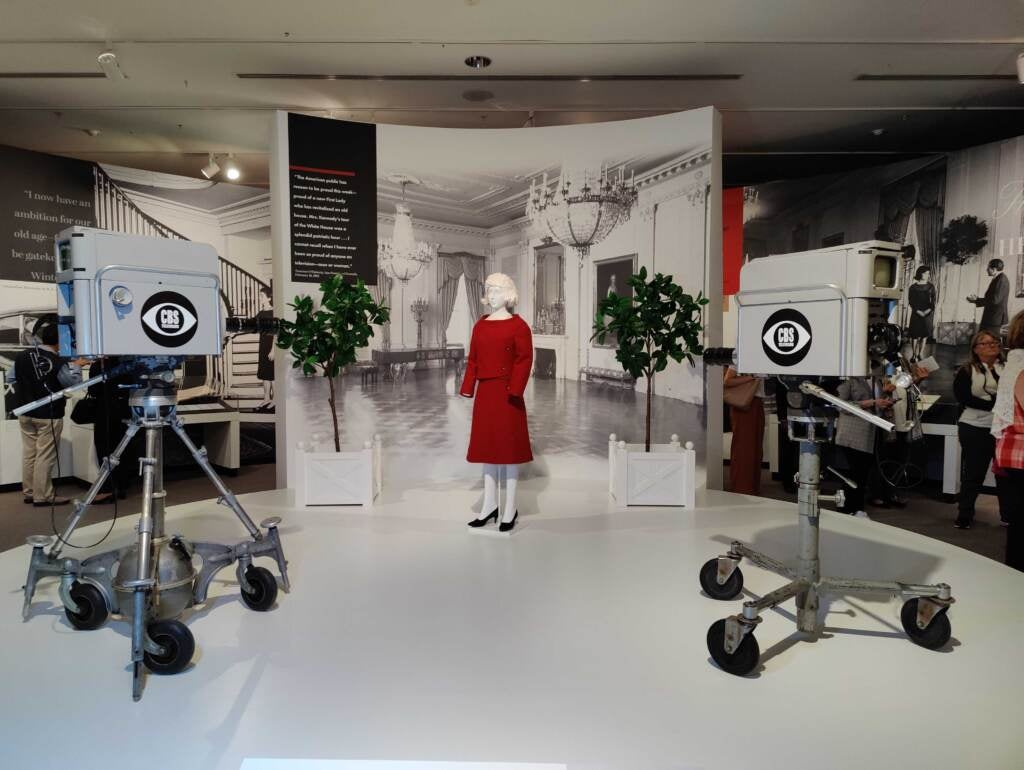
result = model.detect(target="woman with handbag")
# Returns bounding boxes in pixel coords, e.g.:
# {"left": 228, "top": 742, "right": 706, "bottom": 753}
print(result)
{"left": 991, "top": 311, "right": 1024, "bottom": 571}
{"left": 725, "top": 367, "right": 765, "bottom": 495}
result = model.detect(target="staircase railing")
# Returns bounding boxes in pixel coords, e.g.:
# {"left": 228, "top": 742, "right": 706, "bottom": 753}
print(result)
{"left": 93, "top": 165, "right": 271, "bottom": 401}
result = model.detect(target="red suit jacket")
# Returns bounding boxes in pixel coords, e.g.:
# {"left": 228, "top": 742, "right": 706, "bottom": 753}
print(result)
{"left": 459, "top": 314, "right": 533, "bottom": 398}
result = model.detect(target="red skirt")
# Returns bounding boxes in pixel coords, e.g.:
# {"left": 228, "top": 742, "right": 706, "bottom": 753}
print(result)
{"left": 467, "top": 378, "right": 533, "bottom": 464}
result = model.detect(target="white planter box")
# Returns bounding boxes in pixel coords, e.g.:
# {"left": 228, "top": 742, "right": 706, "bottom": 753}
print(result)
{"left": 295, "top": 435, "right": 382, "bottom": 507}
{"left": 608, "top": 433, "right": 696, "bottom": 508}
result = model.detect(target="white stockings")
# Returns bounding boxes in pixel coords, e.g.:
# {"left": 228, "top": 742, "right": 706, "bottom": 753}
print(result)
{"left": 482, "top": 463, "right": 519, "bottom": 524}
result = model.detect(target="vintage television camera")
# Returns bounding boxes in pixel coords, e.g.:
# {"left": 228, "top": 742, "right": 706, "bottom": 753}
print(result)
{"left": 729, "top": 240, "right": 904, "bottom": 378}
{"left": 697, "top": 241, "right": 952, "bottom": 677}
{"left": 55, "top": 226, "right": 224, "bottom": 358}
{"left": 16, "top": 227, "right": 288, "bottom": 702}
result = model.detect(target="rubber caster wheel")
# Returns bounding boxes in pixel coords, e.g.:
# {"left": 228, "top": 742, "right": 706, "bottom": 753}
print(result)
{"left": 143, "top": 619, "right": 195, "bottom": 675}
{"left": 65, "top": 581, "right": 108, "bottom": 630}
{"left": 900, "top": 599, "right": 951, "bottom": 650}
{"left": 240, "top": 565, "right": 278, "bottom": 612}
{"left": 699, "top": 558, "right": 744, "bottom": 600}
{"left": 707, "top": 618, "right": 760, "bottom": 676}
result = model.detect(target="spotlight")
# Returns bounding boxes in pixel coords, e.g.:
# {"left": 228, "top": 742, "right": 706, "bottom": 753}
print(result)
{"left": 97, "top": 50, "right": 125, "bottom": 80}
{"left": 464, "top": 55, "right": 492, "bottom": 69}
{"left": 223, "top": 155, "right": 241, "bottom": 181}
{"left": 200, "top": 153, "right": 220, "bottom": 179}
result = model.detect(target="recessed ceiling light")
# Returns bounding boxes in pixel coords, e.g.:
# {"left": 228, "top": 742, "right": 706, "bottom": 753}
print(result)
{"left": 201, "top": 153, "right": 220, "bottom": 179}
{"left": 462, "top": 88, "right": 494, "bottom": 102}
{"left": 464, "top": 55, "right": 492, "bottom": 69}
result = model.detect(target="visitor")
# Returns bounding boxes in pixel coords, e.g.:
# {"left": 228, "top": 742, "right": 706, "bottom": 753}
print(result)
{"left": 10, "top": 318, "right": 82, "bottom": 506}
{"left": 992, "top": 310, "right": 1024, "bottom": 571}
{"left": 724, "top": 367, "right": 765, "bottom": 495}
{"left": 834, "top": 377, "right": 892, "bottom": 519}
{"left": 953, "top": 330, "right": 1010, "bottom": 529}
{"left": 89, "top": 356, "right": 136, "bottom": 503}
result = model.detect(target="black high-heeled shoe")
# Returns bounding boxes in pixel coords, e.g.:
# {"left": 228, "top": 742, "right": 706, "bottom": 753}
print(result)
{"left": 499, "top": 510, "right": 519, "bottom": 533}
{"left": 468, "top": 508, "right": 499, "bottom": 527}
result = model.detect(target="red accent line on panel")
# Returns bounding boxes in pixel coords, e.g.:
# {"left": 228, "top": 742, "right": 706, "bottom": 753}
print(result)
{"left": 289, "top": 165, "right": 356, "bottom": 177}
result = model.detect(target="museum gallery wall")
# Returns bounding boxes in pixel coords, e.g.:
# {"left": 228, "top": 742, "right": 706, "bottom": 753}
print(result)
{"left": 271, "top": 108, "right": 723, "bottom": 491}
{"left": 0, "top": 143, "right": 274, "bottom": 411}
{"left": 729, "top": 132, "right": 1024, "bottom": 420}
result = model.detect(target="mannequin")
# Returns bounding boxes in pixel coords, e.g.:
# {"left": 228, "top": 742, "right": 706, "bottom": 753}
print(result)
{"left": 459, "top": 273, "right": 534, "bottom": 532}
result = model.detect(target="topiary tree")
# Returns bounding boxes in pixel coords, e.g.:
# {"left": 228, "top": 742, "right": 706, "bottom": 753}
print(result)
{"left": 592, "top": 266, "right": 708, "bottom": 452}
{"left": 276, "top": 274, "right": 389, "bottom": 452}
{"left": 939, "top": 214, "right": 988, "bottom": 323}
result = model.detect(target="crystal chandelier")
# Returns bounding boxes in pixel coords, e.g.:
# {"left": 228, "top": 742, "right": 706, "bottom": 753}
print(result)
{"left": 742, "top": 187, "right": 759, "bottom": 224}
{"left": 526, "top": 164, "right": 638, "bottom": 262}
{"left": 378, "top": 177, "right": 438, "bottom": 283}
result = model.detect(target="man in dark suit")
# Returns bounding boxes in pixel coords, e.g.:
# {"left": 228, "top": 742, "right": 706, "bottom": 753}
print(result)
{"left": 967, "top": 258, "right": 1009, "bottom": 336}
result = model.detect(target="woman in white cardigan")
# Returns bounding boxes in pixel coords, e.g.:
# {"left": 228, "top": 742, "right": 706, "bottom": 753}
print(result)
{"left": 953, "top": 330, "right": 1011, "bottom": 529}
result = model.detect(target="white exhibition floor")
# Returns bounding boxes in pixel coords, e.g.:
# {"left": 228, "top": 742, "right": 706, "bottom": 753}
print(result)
{"left": 1, "top": 462, "right": 1023, "bottom": 770}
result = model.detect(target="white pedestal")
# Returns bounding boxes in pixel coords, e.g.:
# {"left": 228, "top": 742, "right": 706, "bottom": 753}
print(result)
{"left": 295, "top": 435, "right": 382, "bottom": 507}
{"left": 608, "top": 433, "right": 696, "bottom": 508}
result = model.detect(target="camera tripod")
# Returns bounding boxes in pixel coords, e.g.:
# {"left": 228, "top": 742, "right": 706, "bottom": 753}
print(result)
{"left": 20, "top": 375, "right": 290, "bottom": 701}
{"left": 700, "top": 381, "right": 954, "bottom": 676}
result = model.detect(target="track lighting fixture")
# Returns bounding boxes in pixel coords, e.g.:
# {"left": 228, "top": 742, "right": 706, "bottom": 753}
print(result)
{"left": 200, "top": 153, "right": 220, "bottom": 179}
{"left": 97, "top": 50, "right": 125, "bottom": 80}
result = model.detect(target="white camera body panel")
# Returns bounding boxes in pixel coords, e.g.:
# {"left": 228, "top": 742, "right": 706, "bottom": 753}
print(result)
{"left": 735, "top": 240, "right": 903, "bottom": 378}
{"left": 54, "top": 226, "right": 223, "bottom": 358}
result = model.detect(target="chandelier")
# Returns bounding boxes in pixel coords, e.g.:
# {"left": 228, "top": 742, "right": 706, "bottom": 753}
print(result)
{"left": 378, "top": 176, "right": 438, "bottom": 283}
{"left": 526, "top": 164, "right": 638, "bottom": 261}
{"left": 742, "top": 186, "right": 759, "bottom": 224}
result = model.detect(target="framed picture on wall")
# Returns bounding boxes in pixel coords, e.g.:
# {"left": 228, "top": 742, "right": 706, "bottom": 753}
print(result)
{"left": 593, "top": 253, "right": 638, "bottom": 348}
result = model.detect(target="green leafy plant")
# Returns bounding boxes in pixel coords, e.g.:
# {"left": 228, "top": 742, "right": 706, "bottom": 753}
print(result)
{"left": 276, "top": 274, "right": 389, "bottom": 452}
{"left": 592, "top": 266, "right": 708, "bottom": 452}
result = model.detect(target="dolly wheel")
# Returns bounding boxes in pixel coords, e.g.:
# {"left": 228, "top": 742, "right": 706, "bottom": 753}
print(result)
{"left": 143, "top": 619, "right": 195, "bottom": 675}
{"left": 707, "top": 618, "right": 760, "bottom": 676}
{"left": 240, "top": 566, "right": 278, "bottom": 612}
{"left": 65, "top": 582, "right": 108, "bottom": 630}
{"left": 699, "top": 558, "right": 744, "bottom": 600}
{"left": 900, "top": 598, "right": 952, "bottom": 650}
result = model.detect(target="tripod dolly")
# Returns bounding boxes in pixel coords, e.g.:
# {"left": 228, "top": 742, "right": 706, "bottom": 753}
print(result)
{"left": 700, "top": 381, "right": 954, "bottom": 676}
{"left": 18, "top": 371, "right": 290, "bottom": 700}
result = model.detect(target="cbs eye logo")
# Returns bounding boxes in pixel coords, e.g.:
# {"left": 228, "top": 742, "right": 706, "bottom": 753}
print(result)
{"left": 140, "top": 291, "right": 199, "bottom": 348}
{"left": 761, "top": 308, "right": 812, "bottom": 366}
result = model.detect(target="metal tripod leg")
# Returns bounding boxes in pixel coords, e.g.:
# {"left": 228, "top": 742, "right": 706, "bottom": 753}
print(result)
{"left": 20, "top": 419, "right": 142, "bottom": 619}
{"left": 794, "top": 440, "right": 821, "bottom": 633}
{"left": 126, "top": 422, "right": 161, "bottom": 702}
{"left": 48, "top": 419, "right": 142, "bottom": 560}
{"left": 167, "top": 417, "right": 261, "bottom": 540}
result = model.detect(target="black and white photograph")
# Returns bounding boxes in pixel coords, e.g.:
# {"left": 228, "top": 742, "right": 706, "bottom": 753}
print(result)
{"left": 739, "top": 135, "right": 1024, "bottom": 421}
{"left": 592, "top": 253, "right": 637, "bottom": 348}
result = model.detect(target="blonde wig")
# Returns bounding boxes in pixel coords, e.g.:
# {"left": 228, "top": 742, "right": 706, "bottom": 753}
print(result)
{"left": 481, "top": 272, "right": 519, "bottom": 311}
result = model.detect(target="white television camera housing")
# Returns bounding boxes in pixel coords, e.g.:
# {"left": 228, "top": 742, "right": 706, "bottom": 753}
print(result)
{"left": 735, "top": 240, "right": 903, "bottom": 378}
{"left": 55, "top": 227, "right": 223, "bottom": 358}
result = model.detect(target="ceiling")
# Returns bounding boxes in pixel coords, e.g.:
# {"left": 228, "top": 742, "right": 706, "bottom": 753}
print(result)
{"left": 376, "top": 113, "right": 708, "bottom": 227}
{"left": 0, "top": 0, "right": 1022, "bottom": 186}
